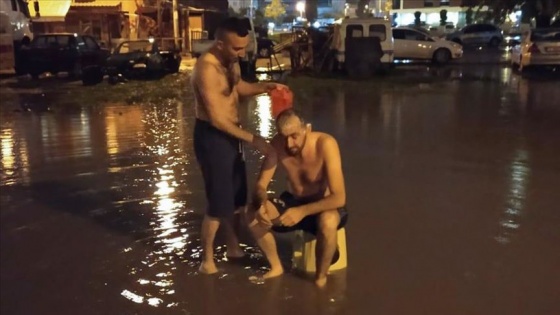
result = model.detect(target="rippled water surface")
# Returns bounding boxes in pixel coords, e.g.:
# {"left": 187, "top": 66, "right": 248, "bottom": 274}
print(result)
{"left": 1, "top": 66, "right": 559, "bottom": 315}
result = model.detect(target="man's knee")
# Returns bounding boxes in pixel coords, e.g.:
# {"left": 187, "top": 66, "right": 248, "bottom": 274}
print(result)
{"left": 317, "top": 210, "right": 340, "bottom": 235}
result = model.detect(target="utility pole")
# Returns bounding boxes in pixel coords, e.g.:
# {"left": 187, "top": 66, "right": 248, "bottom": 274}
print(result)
{"left": 157, "top": 0, "right": 162, "bottom": 36}
{"left": 173, "top": 0, "right": 179, "bottom": 48}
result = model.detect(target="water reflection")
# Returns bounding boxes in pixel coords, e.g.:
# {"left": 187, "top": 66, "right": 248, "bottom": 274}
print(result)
{"left": 104, "top": 107, "right": 145, "bottom": 156}
{"left": 1, "top": 127, "right": 30, "bottom": 186}
{"left": 255, "top": 94, "right": 273, "bottom": 138}
{"left": 120, "top": 101, "right": 192, "bottom": 308}
{"left": 495, "top": 146, "right": 530, "bottom": 245}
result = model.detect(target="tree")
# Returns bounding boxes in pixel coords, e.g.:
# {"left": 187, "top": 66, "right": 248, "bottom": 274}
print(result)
{"left": 305, "top": 0, "right": 318, "bottom": 22}
{"left": 356, "top": 0, "right": 370, "bottom": 18}
{"left": 465, "top": 7, "right": 474, "bottom": 25}
{"left": 264, "top": 0, "right": 286, "bottom": 21}
{"left": 254, "top": 9, "right": 266, "bottom": 27}
{"left": 469, "top": 0, "right": 560, "bottom": 26}
{"left": 414, "top": 11, "right": 422, "bottom": 26}
{"left": 440, "top": 9, "right": 448, "bottom": 26}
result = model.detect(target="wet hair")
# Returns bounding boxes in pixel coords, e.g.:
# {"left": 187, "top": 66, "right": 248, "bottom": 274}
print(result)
{"left": 276, "top": 108, "right": 305, "bottom": 130}
{"left": 215, "top": 17, "right": 249, "bottom": 40}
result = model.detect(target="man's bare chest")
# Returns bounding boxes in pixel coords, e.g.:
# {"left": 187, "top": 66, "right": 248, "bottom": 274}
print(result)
{"left": 282, "top": 157, "right": 325, "bottom": 185}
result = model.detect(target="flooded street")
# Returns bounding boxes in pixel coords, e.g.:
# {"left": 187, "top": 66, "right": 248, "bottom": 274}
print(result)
{"left": 1, "top": 65, "right": 560, "bottom": 315}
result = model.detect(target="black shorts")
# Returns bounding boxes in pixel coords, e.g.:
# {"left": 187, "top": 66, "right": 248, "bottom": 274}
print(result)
{"left": 193, "top": 119, "right": 247, "bottom": 218}
{"left": 271, "top": 191, "right": 348, "bottom": 235}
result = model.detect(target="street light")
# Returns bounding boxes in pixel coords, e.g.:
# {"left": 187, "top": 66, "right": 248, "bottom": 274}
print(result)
{"left": 296, "top": 1, "right": 305, "bottom": 18}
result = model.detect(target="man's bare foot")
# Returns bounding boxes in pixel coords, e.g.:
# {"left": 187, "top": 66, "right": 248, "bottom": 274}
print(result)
{"left": 198, "top": 261, "right": 218, "bottom": 274}
{"left": 248, "top": 267, "right": 284, "bottom": 283}
{"left": 315, "top": 277, "right": 327, "bottom": 288}
{"left": 262, "top": 267, "right": 284, "bottom": 279}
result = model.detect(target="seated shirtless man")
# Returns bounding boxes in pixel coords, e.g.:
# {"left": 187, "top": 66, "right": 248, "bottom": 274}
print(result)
{"left": 246, "top": 108, "right": 348, "bottom": 288}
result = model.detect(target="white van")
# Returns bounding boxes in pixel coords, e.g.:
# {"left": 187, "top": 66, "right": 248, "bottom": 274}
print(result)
{"left": 332, "top": 17, "right": 394, "bottom": 66}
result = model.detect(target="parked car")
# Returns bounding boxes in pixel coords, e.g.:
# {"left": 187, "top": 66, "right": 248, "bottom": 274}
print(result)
{"left": 393, "top": 27, "right": 463, "bottom": 64}
{"left": 446, "top": 23, "right": 503, "bottom": 47}
{"left": 19, "top": 33, "right": 109, "bottom": 79}
{"left": 256, "top": 37, "right": 278, "bottom": 58}
{"left": 511, "top": 28, "right": 560, "bottom": 72}
{"left": 105, "top": 39, "right": 181, "bottom": 80}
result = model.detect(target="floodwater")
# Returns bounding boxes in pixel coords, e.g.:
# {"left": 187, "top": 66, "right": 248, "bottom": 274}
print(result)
{"left": 1, "top": 65, "right": 560, "bottom": 315}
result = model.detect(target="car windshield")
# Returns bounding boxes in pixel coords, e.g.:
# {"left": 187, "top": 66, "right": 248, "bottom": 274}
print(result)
{"left": 530, "top": 29, "right": 560, "bottom": 42}
{"left": 118, "top": 41, "right": 153, "bottom": 53}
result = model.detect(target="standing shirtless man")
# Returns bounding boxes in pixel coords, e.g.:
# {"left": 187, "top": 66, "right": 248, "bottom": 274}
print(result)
{"left": 246, "top": 109, "right": 348, "bottom": 287}
{"left": 191, "top": 17, "right": 288, "bottom": 274}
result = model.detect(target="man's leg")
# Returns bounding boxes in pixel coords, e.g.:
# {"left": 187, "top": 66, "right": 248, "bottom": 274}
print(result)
{"left": 199, "top": 214, "right": 221, "bottom": 274}
{"left": 221, "top": 210, "right": 245, "bottom": 258}
{"left": 246, "top": 200, "right": 284, "bottom": 279}
{"left": 315, "top": 210, "right": 340, "bottom": 287}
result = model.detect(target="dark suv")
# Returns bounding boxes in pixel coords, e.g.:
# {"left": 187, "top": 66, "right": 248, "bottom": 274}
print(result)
{"left": 446, "top": 24, "right": 503, "bottom": 47}
{"left": 18, "top": 33, "right": 110, "bottom": 79}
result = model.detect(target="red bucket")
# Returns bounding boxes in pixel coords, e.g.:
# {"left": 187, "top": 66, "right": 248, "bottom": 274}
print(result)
{"left": 269, "top": 87, "right": 293, "bottom": 118}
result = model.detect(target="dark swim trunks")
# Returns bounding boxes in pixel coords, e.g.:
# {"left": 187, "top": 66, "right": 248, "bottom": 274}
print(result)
{"left": 270, "top": 191, "right": 348, "bottom": 235}
{"left": 193, "top": 119, "right": 247, "bottom": 218}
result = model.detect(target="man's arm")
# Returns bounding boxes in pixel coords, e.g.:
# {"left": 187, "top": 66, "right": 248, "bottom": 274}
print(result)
{"left": 299, "top": 136, "right": 346, "bottom": 216}
{"left": 196, "top": 62, "right": 254, "bottom": 143}
{"left": 234, "top": 64, "right": 287, "bottom": 97}
{"left": 250, "top": 137, "right": 280, "bottom": 210}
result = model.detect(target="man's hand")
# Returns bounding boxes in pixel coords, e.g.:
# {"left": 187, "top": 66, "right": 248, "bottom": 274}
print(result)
{"left": 256, "top": 206, "right": 272, "bottom": 227}
{"left": 264, "top": 82, "right": 290, "bottom": 92}
{"left": 251, "top": 134, "right": 272, "bottom": 155}
{"left": 251, "top": 186, "right": 268, "bottom": 210}
{"left": 278, "top": 207, "right": 306, "bottom": 227}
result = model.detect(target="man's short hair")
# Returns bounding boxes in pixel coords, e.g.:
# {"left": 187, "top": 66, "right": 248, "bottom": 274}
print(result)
{"left": 215, "top": 17, "right": 249, "bottom": 39}
{"left": 276, "top": 108, "right": 305, "bottom": 129}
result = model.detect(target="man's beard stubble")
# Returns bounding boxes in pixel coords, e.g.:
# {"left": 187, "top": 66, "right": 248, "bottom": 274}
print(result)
{"left": 286, "top": 134, "right": 307, "bottom": 156}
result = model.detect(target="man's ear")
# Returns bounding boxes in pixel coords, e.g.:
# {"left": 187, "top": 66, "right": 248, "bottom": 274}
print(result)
{"left": 216, "top": 40, "right": 224, "bottom": 50}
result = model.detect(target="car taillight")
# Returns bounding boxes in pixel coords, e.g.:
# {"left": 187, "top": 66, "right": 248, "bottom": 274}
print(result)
{"left": 528, "top": 44, "right": 540, "bottom": 54}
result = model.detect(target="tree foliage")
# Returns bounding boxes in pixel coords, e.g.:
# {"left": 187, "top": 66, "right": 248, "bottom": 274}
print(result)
{"left": 440, "top": 10, "right": 448, "bottom": 26}
{"left": 264, "top": 0, "right": 286, "bottom": 20}
{"left": 467, "top": 0, "right": 560, "bottom": 25}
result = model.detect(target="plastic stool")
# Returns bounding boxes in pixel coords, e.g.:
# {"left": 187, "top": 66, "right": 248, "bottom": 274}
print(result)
{"left": 292, "top": 228, "right": 347, "bottom": 274}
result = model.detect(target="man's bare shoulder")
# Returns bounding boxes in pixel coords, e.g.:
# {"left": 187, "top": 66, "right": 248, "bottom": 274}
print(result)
{"left": 315, "top": 132, "right": 340, "bottom": 155}
{"left": 193, "top": 54, "right": 221, "bottom": 79}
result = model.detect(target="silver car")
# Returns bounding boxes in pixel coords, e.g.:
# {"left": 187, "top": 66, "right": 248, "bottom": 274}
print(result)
{"left": 446, "top": 23, "right": 503, "bottom": 47}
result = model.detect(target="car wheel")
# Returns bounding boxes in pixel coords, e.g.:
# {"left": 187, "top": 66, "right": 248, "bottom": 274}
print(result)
{"left": 511, "top": 60, "right": 519, "bottom": 71}
{"left": 169, "top": 60, "right": 180, "bottom": 73}
{"left": 82, "top": 66, "right": 103, "bottom": 86}
{"left": 519, "top": 63, "right": 532, "bottom": 74}
{"left": 489, "top": 37, "right": 501, "bottom": 47}
{"left": 258, "top": 47, "right": 272, "bottom": 58}
{"left": 433, "top": 49, "right": 451, "bottom": 65}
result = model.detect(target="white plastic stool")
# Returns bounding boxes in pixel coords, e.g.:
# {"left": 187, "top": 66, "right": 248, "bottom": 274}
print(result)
{"left": 292, "top": 228, "right": 347, "bottom": 274}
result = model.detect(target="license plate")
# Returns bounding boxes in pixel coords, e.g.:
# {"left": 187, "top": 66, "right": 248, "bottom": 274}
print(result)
{"left": 545, "top": 47, "right": 560, "bottom": 53}
{"left": 133, "top": 63, "right": 147, "bottom": 69}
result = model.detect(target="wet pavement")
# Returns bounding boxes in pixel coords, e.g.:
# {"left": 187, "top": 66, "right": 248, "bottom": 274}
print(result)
{"left": 1, "top": 63, "right": 560, "bottom": 315}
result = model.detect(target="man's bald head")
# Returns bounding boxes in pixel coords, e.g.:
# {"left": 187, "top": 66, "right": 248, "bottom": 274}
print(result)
{"left": 276, "top": 109, "right": 309, "bottom": 156}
